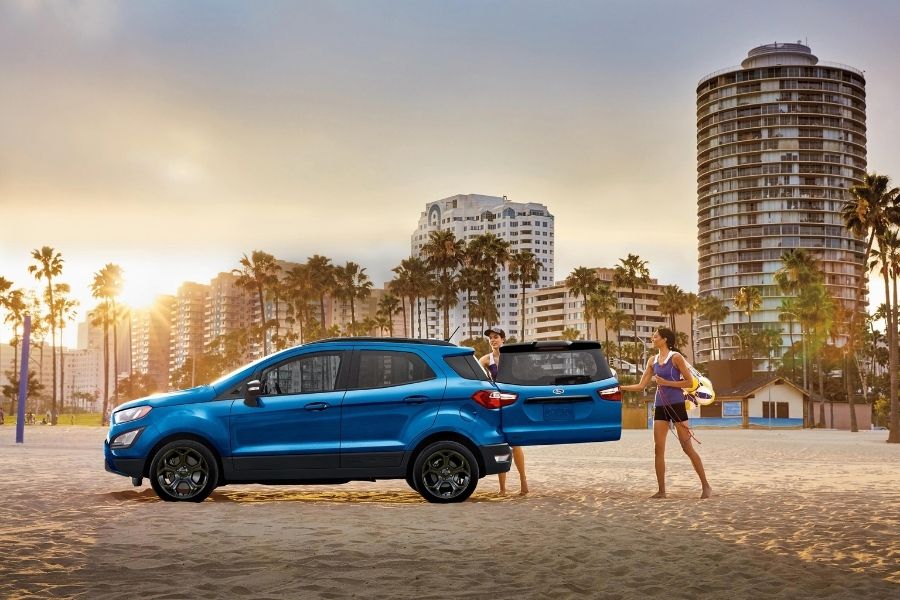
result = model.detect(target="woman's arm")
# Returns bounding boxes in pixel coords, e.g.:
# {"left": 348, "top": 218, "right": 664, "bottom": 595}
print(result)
{"left": 656, "top": 353, "right": 695, "bottom": 389}
{"left": 620, "top": 358, "right": 654, "bottom": 392}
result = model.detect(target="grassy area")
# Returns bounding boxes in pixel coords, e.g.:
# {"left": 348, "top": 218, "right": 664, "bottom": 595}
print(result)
{"left": 1, "top": 413, "right": 105, "bottom": 427}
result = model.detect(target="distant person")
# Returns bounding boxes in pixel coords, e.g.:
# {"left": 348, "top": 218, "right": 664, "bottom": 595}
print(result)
{"left": 620, "top": 327, "right": 712, "bottom": 499}
{"left": 0, "top": 406, "right": 4, "bottom": 425}
{"left": 479, "top": 327, "right": 529, "bottom": 496}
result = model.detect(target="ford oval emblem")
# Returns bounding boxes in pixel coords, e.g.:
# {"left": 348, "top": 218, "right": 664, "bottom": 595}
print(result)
{"left": 552, "top": 388, "right": 565, "bottom": 395}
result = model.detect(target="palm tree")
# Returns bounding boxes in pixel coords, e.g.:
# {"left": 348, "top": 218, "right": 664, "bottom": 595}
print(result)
{"left": 28, "top": 246, "right": 63, "bottom": 424}
{"left": 608, "top": 309, "right": 633, "bottom": 364}
{"left": 283, "top": 264, "right": 316, "bottom": 344}
{"left": 733, "top": 286, "right": 762, "bottom": 357}
{"left": 233, "top": 251, "right": 281, "bottom": 355}
{"left": 700, "top": 295, "right": 729, "bottom": 361}
{"left": 51, "top": 283, "right": 79, "bottom": 414}
{"left": 774, "top": 249, "right": 818, "bottom": 295}
{"left": 684, "top": 292, "right": 699, "bottom": 361}
{"left": 334, "top": 261, "right": 373, "bottom": 329}
{"left": 658, "top": 284, "right": 685, "bottom": 333}
{"left": 613, "top": 254, "right": 650, "bottom": 359}
{"left": 386, "top": 279, "right": 409, "bottom": 337}
{"left": 779, "top": 297, "right": 800, "bottom": 381}
{"left": 2, "top": 288, "right": 27, "bottom": 406}
{"left": 566, "top": 267, "right": 599, "bottom": 338}
{"left": 507, "top": 250, "right": 542, "bottom": 341}
{"left": 468, "top": 233, "right": 510, "bottom": 334}
{"left": 422, "top": 229, "right": 465, "bottom": 340}
{"left": 870, "top": 228, "right": 900, "bottom": 439}
{"left": 457, "top": 247, "right": 481, "bottom": 339}
{"left": 376, "top": 293, "right": 401, "bottom": 337}
{"left": 307, "top": 255, "right": 335, "bottom": 339}
{"left": 843, "top": 173, "right": 899, "bottom": 441}
{"left": 90, "top": 284, "right": 112, "bottom": 425}
{"left": 391, "top": 260, "right": 418, "bottom": 338}
{"left": 586, "top": 285, "right": 617, "bottom": 350}
{"left": 560, "top": 327, "right": 581, "bottom": 341}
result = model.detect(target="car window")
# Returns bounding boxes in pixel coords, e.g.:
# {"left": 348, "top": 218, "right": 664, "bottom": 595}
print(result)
{"left": 355, "top": 350, "right": 436, "bottom": 389}
{"left": 444, "top": 354, "right": 490, "bottom": 381}
{"left": 261, "top": 352, "right": 343, "bottom": 395}
{"left": 496, "top": 349, "right": 613, "bottom": 386}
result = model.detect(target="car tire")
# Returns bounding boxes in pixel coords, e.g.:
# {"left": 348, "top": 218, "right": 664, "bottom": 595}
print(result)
{"left": 412, "top": 441, "right": 479, "bottom": 503}
{"left": 405, "top": 473, "right": 419, "bottom": 493}
{"left": 149, "top": 439, "right": 218, "bottom": 503}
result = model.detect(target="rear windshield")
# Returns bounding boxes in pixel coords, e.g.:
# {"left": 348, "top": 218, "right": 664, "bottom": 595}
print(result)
{"left": 444, "top": 354, "right": 491, "bottom": 381}
{"left": 496, "top": 349, "right": 613, "bottom": 386}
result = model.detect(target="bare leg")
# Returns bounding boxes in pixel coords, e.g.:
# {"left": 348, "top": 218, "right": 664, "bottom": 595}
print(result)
{"left": 512, "top": 446, "right": 528, "bottom": 495}
{"left": 675, "top": 421, "right": 712, "bottom": 498}
{"left": 651, "top": 419, "right": 669, "bottom": 498}
{"left": 498, "top": 470, "right": 507, "bottom": 495}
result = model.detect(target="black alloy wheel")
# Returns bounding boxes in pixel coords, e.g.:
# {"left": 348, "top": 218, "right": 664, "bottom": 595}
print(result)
{"left": 149, "top": 439, "right": 219, "bottom": 503}
{"left": 412, "top": 441, "right": 479, "bottom": 503}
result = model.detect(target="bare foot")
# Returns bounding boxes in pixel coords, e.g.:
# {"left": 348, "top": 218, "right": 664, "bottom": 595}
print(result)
{"left": 650, "top": 491, "right": 667, "bottom": 499}
{"left": 499, "top": 488, "right": 507, "bottom": 496}
{"left": 700, "top": 486, "right": 712, "bottom": 499}
{"left": 519, "top": 486, "right": 530, "bottom": 496}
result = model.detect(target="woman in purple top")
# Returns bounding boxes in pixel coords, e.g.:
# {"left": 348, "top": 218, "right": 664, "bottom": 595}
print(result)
{"left": 621, "top": 328, "right": 712, "bottom": 499}
{"left": 479, "top": 327, "right": 529, "bottom": 496}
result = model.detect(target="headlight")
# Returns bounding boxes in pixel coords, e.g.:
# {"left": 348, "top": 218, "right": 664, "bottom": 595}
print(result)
{"left": 110, "top": 428, "right": 144, "bottom": 449}
{"left": 113, "top": 406, "right": 152, "bottom": 424}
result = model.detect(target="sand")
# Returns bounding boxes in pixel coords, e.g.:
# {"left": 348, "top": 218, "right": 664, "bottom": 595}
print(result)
{"left": 0, "top": 425, "right": 897, "bottom": 599}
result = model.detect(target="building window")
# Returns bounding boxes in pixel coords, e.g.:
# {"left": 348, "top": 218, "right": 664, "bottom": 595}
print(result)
{"left": 762, "top": 401, "right": 789, "bottom": 419}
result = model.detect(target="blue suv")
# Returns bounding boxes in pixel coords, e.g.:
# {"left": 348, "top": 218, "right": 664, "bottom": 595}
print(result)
{"left": 105, "top": 338, "right": 621, "bottom": 503}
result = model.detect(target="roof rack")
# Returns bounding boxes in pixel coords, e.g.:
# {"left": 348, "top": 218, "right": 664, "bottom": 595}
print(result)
{"left": 306, "top": 337, "right": 456, "bottom": 347}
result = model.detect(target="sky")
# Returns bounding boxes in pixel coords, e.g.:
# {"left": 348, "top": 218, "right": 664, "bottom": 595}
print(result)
{"left": 2, "top": 0, "right": 899, "bottom": 347}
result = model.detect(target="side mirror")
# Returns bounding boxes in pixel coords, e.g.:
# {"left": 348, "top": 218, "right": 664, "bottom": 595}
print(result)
{"left": 244, "top": 379, "right": 262, "bottom": 406}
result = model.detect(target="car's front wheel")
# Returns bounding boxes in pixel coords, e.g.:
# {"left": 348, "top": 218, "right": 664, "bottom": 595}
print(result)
{"left": 149, "top": 439, "right": 218, "bottom": 502}
{"left": 412, "top": 441, "right": 479, "bottom": 503}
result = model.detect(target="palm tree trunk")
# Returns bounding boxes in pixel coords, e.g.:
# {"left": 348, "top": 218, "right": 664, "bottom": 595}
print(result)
{"left": 846, "top": 350, "right": 857, "bottom": 432}
{"left": 112, "top": 300, "right": 119, "bottom": 409}
{"left": 889, "top": 270, "right": 899, "bottom": 442}
{"left": 817, "top": 353, "right": 826, "bottom": 427}
{"left": 417, "top": 297, "right": 422, "bottom": 338}
{"left": 257, "top": 287, "right": 267, "bottom": 354}
{"left": 399, "top": 298, "right": 407, "bottom": 337}
{"left": 467, "top": 289, "right": 473, "bottom": 338}
{"left": 520, "top": 282, "right": 526, "bottom": 341}
{"left": 630, "top": 285, "right": 639, "bottom": 363}
{"left": 319, "top": 295, "right": 327, "bottom": 339}
{"left": 101, "top": 317, "right": 110, "bottom": 425}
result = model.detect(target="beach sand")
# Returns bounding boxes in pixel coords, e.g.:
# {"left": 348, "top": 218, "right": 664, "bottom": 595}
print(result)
{"left": 1, "top": 426, "right": 897, "bottom": 599}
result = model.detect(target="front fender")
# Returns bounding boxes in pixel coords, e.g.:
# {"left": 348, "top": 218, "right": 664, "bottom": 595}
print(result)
{"left": 150, "top": 403, "right": 232, "bottom": 457}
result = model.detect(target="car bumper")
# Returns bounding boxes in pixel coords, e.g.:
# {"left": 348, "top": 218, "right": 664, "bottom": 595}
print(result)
{"left": 104, "top": 438, "right": 146, "bottom": 478}
{"left": 479, "top": 443, "right": 512, "bottom": 476}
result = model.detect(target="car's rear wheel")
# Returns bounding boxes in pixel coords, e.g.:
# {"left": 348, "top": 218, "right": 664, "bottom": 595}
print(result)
{"left": 412, "top": 441, "right": 479, "bottom": 503}
{"left": 149, "top": 440, "right": 218, "bottom": 503}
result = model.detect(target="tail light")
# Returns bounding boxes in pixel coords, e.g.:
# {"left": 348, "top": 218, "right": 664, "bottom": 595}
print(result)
{"left": 471, "top": 389, "right": 518, "bottom": 409}
{"left": 598, "top": 386, "right": 622, "bottom": 402}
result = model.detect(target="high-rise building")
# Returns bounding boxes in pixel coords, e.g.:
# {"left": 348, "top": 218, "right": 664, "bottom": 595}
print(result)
{"left": 204, "top": 272, "right": 253, "bottom": 358}
{"left": 131, "top": 295, "right": 175, "bottom": 391}
{"left": 412, "top": 193, "right": 555, "bottom": 342}
{"left": 696, "top": 42, "right": 867, "bottom": 367}
{"left": 169, "top": 282, "right": 208, "bottom": 379}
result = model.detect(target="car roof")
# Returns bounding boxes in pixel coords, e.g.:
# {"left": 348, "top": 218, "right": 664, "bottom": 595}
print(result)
{"left": 307, "top": 337, "right": 457, "bottom": 347}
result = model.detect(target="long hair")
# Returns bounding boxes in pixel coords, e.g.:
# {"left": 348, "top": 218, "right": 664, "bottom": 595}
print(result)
{"left": 656, "top": 327, "right": 679, "bottom": 353}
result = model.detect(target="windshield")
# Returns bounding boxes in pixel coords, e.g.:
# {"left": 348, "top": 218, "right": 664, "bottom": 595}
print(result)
{"left": 496, "top": 349, "right": 613, "bottom": 386}
{"left": 209, "top": 353, "right": 273, "bottom": 388}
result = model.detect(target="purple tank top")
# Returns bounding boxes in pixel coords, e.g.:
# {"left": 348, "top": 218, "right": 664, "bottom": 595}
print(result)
{"left": 487, "top": 353, "right": 499, "bottom": 381}
{"left": 653, "top": 353, "right": 684, "bottom": 407}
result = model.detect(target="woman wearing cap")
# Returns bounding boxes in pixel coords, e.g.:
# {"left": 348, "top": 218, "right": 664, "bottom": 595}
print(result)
{"left": 479, "top": 327, "right": 529, "bottom": 496}
{"left": 620, "top": 327, "right": 712, "bottom": 499}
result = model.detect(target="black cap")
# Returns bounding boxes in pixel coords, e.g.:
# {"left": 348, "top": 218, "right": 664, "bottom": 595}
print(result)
{"left": 483, "top": 327, "right": 506, "bottom": 338}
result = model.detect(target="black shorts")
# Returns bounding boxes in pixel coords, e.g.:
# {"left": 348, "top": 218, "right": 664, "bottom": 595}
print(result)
{"left": 654, "top": 402, "right": 688, "bottom": 423}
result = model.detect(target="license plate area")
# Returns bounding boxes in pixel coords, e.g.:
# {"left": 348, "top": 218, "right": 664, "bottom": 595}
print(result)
{"left": 543, "top": 403, "right": 574, "bottom": 421}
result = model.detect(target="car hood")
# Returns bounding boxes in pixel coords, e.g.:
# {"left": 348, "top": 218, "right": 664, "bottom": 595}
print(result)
{"left": 113, "top": 386, "right": 218, "bottom": 412}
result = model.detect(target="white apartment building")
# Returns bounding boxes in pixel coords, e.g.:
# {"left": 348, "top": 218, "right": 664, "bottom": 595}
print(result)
{"left": 62, "top": 347, "right": 104, "bottom": 412}
{"left": 131, "top": 295, "right": 175, "bottom": 391}
{"left": 411, "top": 194, "right": 554, "bottom": 342}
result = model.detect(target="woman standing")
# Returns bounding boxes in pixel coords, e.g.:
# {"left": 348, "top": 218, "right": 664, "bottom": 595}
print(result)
{"left": 479, "top": 327, "right": 529, "bottom": 496}
{"left": 620, "top": 327, "right": 712, "bottom": 499}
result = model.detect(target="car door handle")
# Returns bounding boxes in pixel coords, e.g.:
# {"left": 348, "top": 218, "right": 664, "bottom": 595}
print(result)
{"left": 304, "top": 402, "right": 330, "bottom": 411}
{"left": 403, "top": 395, "right": 429, "bottom": 404}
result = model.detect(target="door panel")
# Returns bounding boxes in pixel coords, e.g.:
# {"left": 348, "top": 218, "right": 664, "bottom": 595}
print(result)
{"left": 230, "top": 351, "right": 346, "bottom": 471}
{"left": 340, "top": 348, "right": 445, "bottom": 466}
